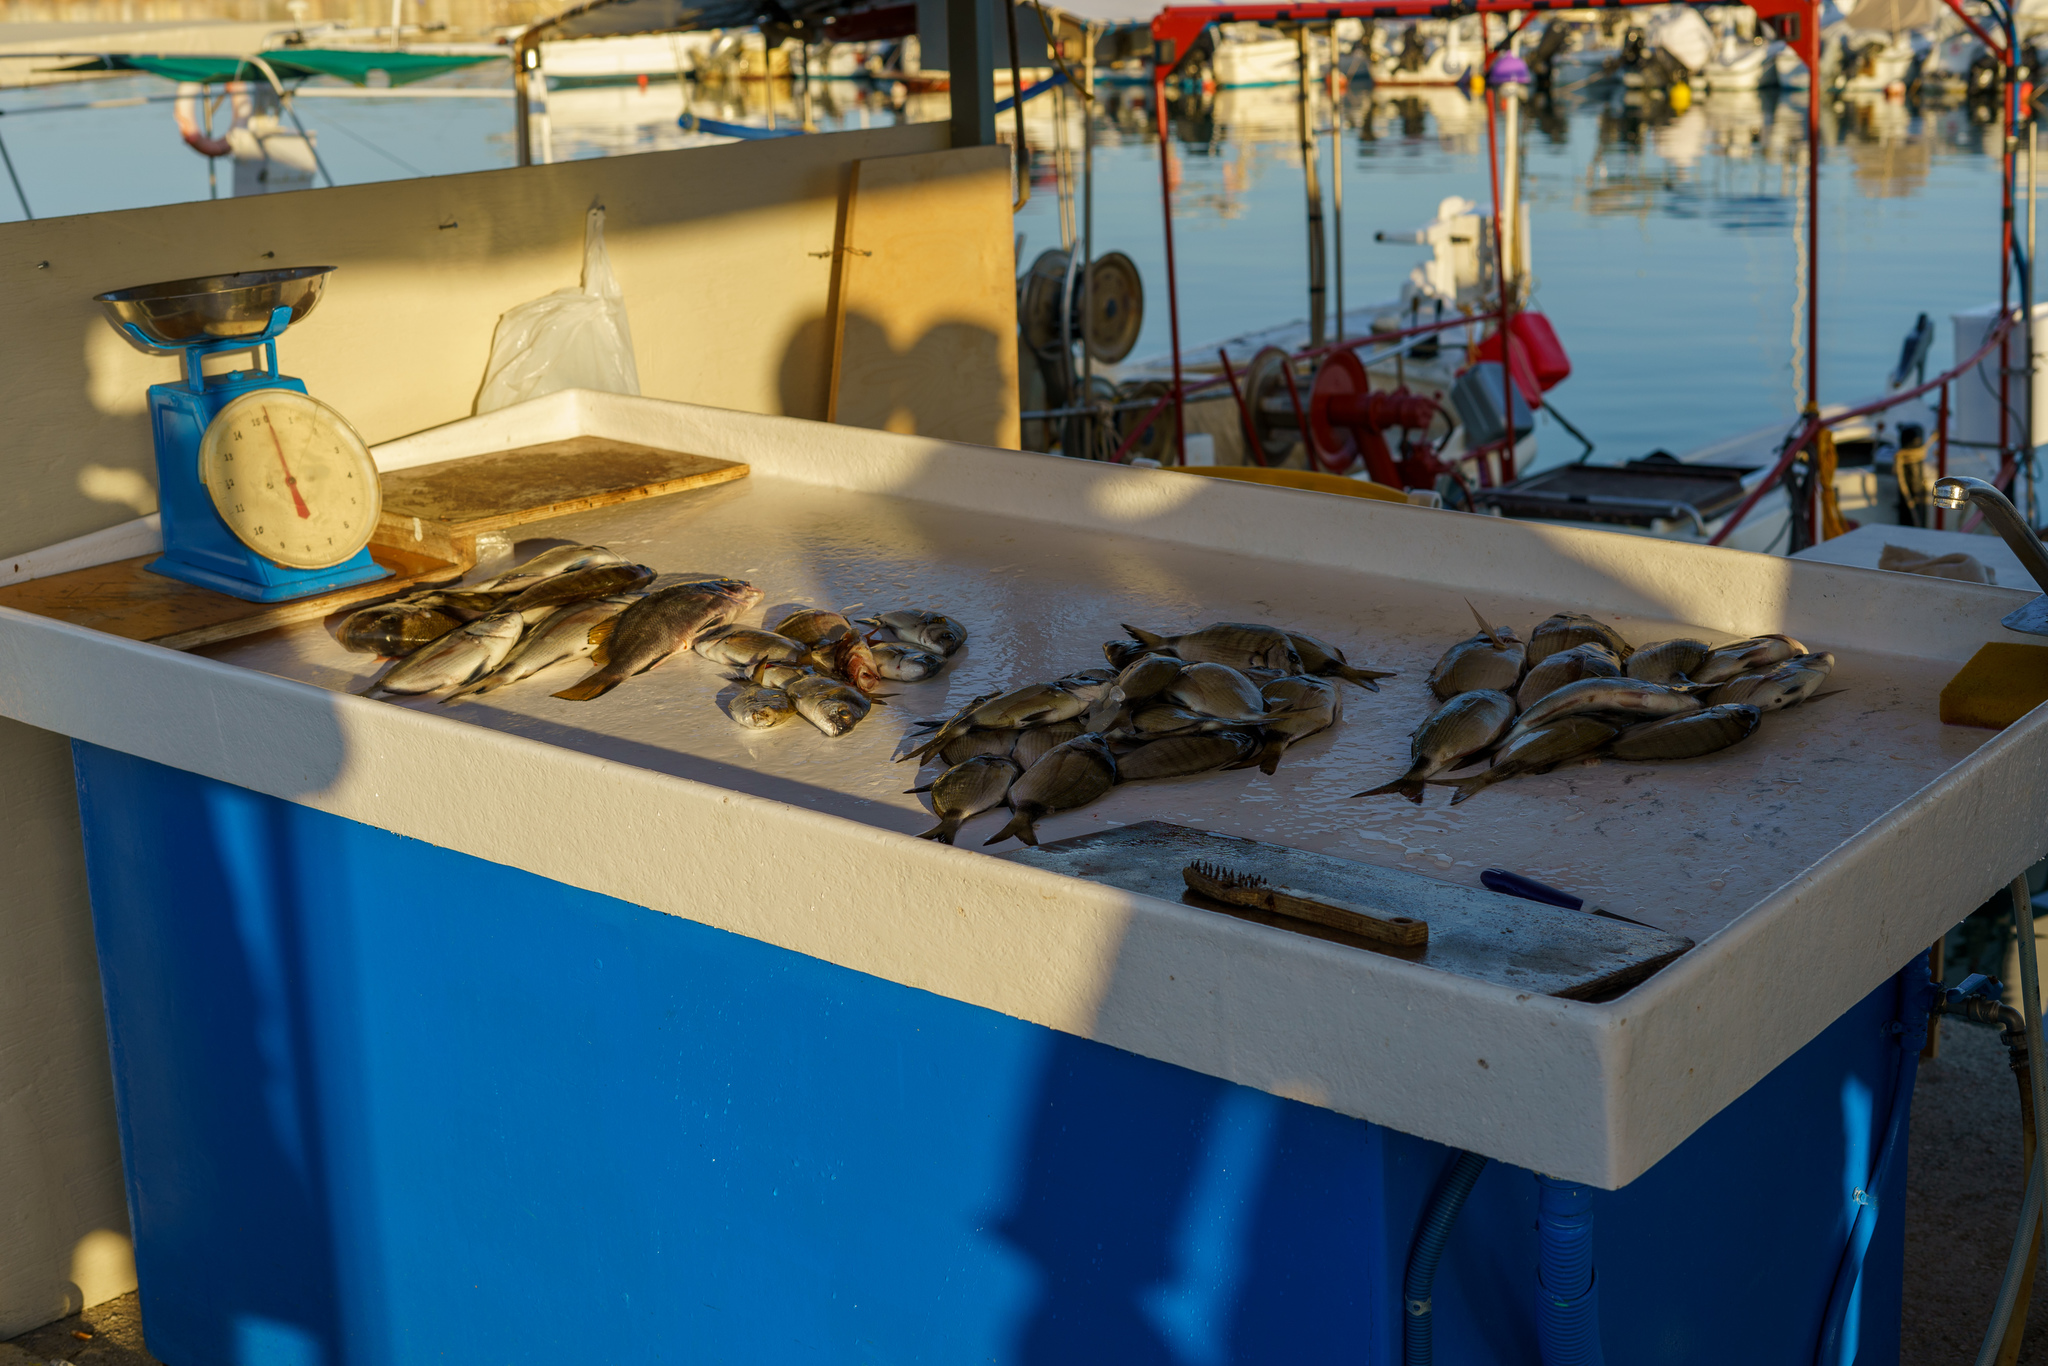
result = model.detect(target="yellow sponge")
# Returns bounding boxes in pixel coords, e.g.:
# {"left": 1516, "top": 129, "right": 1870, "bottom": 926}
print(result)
{"left": 1940, "top": 642, "right": 2048, "bottom": 729}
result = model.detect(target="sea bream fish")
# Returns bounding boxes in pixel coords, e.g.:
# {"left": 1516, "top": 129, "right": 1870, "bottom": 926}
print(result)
{"left": 693, "top": 625, "right": 810, "bottom": 671}
{"left": 858, "top": 610, "right": 968, "bottom": 657}
{"left": 775, "top": 608, "right": 888, "bottom": 696}
{"left": 1608, "top": 703, "right": 1763, "bottom": 761}
{"left": 467, "top": 543, "right": 631, "bottom": 593}
{"left": 1705, "top": 652, "right": 1837, "bottom": 711}
{"left": 1355, "top": 688, "right": 1516, "bottom": 803}
{"left": 1121, "top": 622, "right": 1302, "bottom": 673}
{"left": 1427, "top": 715, "right": 1622, "bottom": 806}
{"left": 1427, "top": 603, "right": 1526, "bottom": 700}
{"left": 871, "top": 642, "right": 947, "bottom": 681}
{"left": 443, "top": 595, "right": 639, "bottom": 701}
{"left": 983, "top": 734, "right": 1118, "bottom": 847}
{"left": 1083, "top": 654, "right": 1185, "bottom": 730}
{"left": 499, "top": 561, "right": 655, "bottom": 613}
{"left": 1501, "top": 676, "right": 1700, "bottom": 747}
{"left": 1278, "top": 629, "right": 1396, "bottom": 691}
{"left": 902, "top": 683, "right": 1091, "bottom": 761}
{"left": 727, "top": 678, "right": 797, "bottom": 730}
{"left": 1516, "top": 642, "right": 1622, "bottom": 710}
{"left": 552, "top": 578, "right": 761, "bottom": 701}
{"left": 1690, "top": 634, "right": 1807, "bottom": 685}
{"left": 1114, "top": 730, "right": 1261, "bottom": 781}
{"left": 360, "top": 606, "right": 552, "bottom": 698}
{"left": 1248, "top": 675, "right": 1341, "bottom": 773}
{"left": 1163, "top": 663, "right": 1267, "bottom": 721}
{"left": 938, "top": 728, "right": 1017, "bottom": 765}
{"left": 337, "top": 601, "right": 463, "bottom": 657}
{"left": 1013, "top": 720, "right": 1086, "bottom": 769}
{"left": 1625, "top": 638, "right": 1715, "bottom": 688}
{"left": 907, "top": 755, "right": 1020, "bottom": 844}
{"left": 1527, "top": 612, "right": 1634, "bottom": 667}
{"left": 788, "top": 673, "right": 873, "bottom": 737}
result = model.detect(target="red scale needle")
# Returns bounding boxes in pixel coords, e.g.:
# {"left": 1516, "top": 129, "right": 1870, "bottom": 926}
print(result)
{"left": 262, "top": 406, "right": 313, "bottom": 520}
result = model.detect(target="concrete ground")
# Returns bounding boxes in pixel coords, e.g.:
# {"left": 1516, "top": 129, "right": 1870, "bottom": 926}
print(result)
{"left": 3, "top": 1016, "right": 2041, "bottom": 1364}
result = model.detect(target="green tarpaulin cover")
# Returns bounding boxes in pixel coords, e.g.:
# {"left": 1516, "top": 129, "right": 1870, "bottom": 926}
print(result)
{"left": 86, "top": 49, "right": 501, "bottom": 87}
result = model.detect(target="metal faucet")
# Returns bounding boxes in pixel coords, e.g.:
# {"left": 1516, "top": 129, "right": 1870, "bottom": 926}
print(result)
{"left": 1932, "top": 476, "right": 2048, "bottom": 598}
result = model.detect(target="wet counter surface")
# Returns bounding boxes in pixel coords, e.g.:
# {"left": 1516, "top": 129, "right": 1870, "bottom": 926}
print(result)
{"left": 204, "top": 471, "right": 1988, "bottom": 946}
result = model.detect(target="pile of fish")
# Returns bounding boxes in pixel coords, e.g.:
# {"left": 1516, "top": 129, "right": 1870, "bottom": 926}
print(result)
{"left": 903, "top": 621, "right": 1394, "bottom": 847}
{"left": 1356, "top": 606, "right": 1838, "bottom": 806}
{"left": 335, "top": 544, "right": 970, "bottom": 738}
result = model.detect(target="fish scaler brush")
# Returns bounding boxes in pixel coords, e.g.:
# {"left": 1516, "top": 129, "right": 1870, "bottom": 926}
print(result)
{"left": 1182, "top": 860, "right": 1429, "bottom": 949}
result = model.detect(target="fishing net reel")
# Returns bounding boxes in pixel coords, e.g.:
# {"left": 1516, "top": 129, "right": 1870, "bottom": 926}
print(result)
{"left": 1244, "top": 345, "right": 1450, "bottom": 485}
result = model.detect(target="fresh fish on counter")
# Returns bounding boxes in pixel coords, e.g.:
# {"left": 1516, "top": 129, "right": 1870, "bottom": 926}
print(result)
{"left": 727, "top": 677, "right": 797, "bottom": 730}
{"left": 401, "top": 587, "right": 516, "bottom": 619}
{"left": 1114, "top": 730, "right": 1261, "bottom": 780}
{"left": 984, "top": 734, "right": 1118, "bottom": 847}
{"left": 501, "top": 562, "right": 655, "bottom": 613}
{"left": 337, "top": 601, "right": 464, "bottom": 657}
{"left": 871, "top": 642, "right": 947, "bottom": 681}
{"left": 694, "top": 625, "right": 809, "bottom": 670}
{"left": 908, "top": 755, "right": 1020, "bottom": 844}
{"left": 467, "top": 543, "right": 630, "bottom": 593}
{"left": 1516, "top": 643, "right": 1622, "bottom": 710}
{"left": 1083, "top": 654, "right": 1186, "bottom": 730}
{"left": 902, "top": 683, "right": 1091, "bottom": 761}
{"left": 1704, "top": 653, "right": 1837, "bottom": 712}
{"left": 1625, "top": 638, "right": 1714, "bottom": 688}
{"left": 752, "top": 660, "right": 815, "bottom": 690}
{"left": 1608, "top": 703, "right": 1763, "bottom": 761}
{"left": 1122, "top": 622, "right": 1302, "bottom": 672}
{"left": 1355, "top": 688, "right": 1516, "bottom": 803}
{"left": 553, "top": 578, "right": 761, "bottom": 701}
{"left": 1249, "top": 675, "right": 1342, "bottom": 773}
{"left": 1281, "top": 629, "right": 1396, "bottom": 691}
{"left": 361, "top": 607, "right": 547, "bottom": 698}
{"left": 1163, "top": 663, "right": 1267, "bottom": 721}
{"left": 1527, "top": 612, "right": 1635, "bottom": 667}
{"left": 1012, "top": 720, "right": 1085, "bottom": 769}
{"left": 788, "top": 673, "right": 873, "bottom": 737}
{"left": 443, "top": 595, "right": 638, "bottom": 701}
{"left": 1427, "top": 716, "right": 1623, "bottom": 806}
{"left": 1103, "top": 638, "right": 1162, "bottom": 671}
{"left": 775, "top": 607, "right": 859, "bottom": 646}
{"left": 939, "top": 729, "right": 1017, "bottom": 765}
{"left": 778, "top": 609, "right": 889, "bottom": 696}
{"left": 1690, "top": 634, "right": 1807, "bottom": 686}
{"left": 1427, "top": 608, "right": 1526, "bottom": 700}
{"left": 858, "top": 610, "right": 968, "bottom": 657}
{"left": 1503, "top": 677, "right": 1700, "bottom": 745}
{"left": 1111, "top": 703, "right": 1244, "bottom": 739}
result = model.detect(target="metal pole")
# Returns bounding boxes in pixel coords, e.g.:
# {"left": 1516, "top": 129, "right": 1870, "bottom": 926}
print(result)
{"left": 948, "top": 0, "right": 998, "bottom": 147}
{"left": 2001, "top": 61, "right": 2015, "bottom": 490}
{"left": 1296, "top": 25, "right": 1327, "bottom": 347}
{"left": 1154, "top": 62, "right": 1187, "bottom": 465}
{"left": 513, "top": 35, "right": 533, "bottom": 168}
{"left": 1807, "top": 42, "right": 1819, "bottom": 417}
{"left": 1330, "top": 24, "right": 1344, "bottom": 343}
{"left": 2012, "top": 873, "right": 2048, "bottom": 1324}
{"left": 1082, "top": 24, "right": 1097, "bottom": 422}
{"left": 2029, "top": 118, "right": 2038, "bottom": 526}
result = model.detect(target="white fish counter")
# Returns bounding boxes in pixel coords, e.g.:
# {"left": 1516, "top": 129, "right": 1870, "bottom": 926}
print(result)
{"left": 2, "top": 388, "right": 2042, "bottom": 1365}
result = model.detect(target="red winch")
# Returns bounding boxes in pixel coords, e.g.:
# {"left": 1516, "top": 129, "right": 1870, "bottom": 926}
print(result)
{"left": 1306, "top": 350, "right": 1447, "bottom": 485}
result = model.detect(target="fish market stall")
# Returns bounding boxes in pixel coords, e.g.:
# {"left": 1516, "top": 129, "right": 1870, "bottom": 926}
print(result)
{"left": 3, "top": 387, "right": 2046, "bottom": 1363}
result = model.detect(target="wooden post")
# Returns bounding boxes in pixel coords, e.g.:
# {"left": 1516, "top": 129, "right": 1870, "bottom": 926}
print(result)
{"left": 948, "top": 0, "right": 997, "bottom": 147}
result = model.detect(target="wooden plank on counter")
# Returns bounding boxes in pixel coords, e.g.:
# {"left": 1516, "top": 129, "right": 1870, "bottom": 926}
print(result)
{"left": 376, "top": 437, "right": 748, "bottom": 560}
{"left": 0, "top": 544, "right": 465, "bottom": 652}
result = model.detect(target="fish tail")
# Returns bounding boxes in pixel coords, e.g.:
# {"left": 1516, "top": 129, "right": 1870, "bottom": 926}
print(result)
{"left": 916, "top": 817, "right": 961, "bottom": 845}
{"left": 904, "top": 782, "right": 935, "bottom": 794}
{"left": 1337, "top": 665, "right": 1393, "bottom": 690}
{"left": 551, "top": 671, "right": 621, "bottom": 702}
{"left": 1805, "top": 688, "right": 1849, "bottom": 705}
{"left": 1352, "top": 774, "right": 1424, "bottom": 801}
{"left": 1123, "top": 624, "right": 1169, "bottom": 648}
{"left": 982, "top": 809, "right": 1037, "bottom": 847}
{"left": 1426, "top": 774, "right": 1493, "bottom": 805}
{"left": 1257, "top": 736, "right": 1288, "bottom": 775}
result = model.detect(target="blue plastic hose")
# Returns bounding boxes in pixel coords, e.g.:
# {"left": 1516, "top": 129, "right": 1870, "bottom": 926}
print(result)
{"left": 1814, "top": 950, "right": 1933, "bottom": 1366}
{"left": 1403, "top": 1149, "right": 1488, "bottom": 1366}
{"left": 1537, "top": 1174, "right": 1607, "bottom": 1365}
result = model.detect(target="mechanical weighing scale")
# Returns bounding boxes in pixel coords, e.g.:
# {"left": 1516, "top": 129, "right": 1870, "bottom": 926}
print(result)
{"left": 94, "top": 267, "right": 388, "bottom": 603}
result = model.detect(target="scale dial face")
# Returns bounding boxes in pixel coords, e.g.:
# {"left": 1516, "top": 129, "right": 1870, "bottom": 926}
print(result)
{"left": 198, "top": 389, "right": 381, "bottom": 570}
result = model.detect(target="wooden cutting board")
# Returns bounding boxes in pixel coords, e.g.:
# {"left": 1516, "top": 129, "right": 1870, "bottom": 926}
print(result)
{"left": 1006, "top": 821, "right": 1693, "bottom": 1001}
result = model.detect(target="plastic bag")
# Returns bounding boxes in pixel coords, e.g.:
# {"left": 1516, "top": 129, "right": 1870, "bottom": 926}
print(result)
{"left": 475, "top": 206, "right": 641, "bottom": 414}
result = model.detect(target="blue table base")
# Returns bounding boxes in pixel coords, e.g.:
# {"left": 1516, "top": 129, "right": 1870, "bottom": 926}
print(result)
{"left": 72, "top": 742, "right": 1911, "bottom": 1365}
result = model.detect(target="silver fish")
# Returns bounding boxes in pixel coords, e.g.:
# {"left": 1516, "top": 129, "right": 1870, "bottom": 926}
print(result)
{"left": 363, "top": 608, "right": 539, "bottom": 697}
{"left": 1084, "top": 654, "right": 1186, "bottom": 730}
{"left": 903, "top": 683, "right": 1090, "bottom": 761}
{"left": 1428, "top": 716, "right": 1622, "bottom": 806}
{"left": 728, "top": 681, "right": 797, "bottom": 730}
{"left": 1111, "top": 703, "right": 1242, "bottom": 739}
{"left": 1115, "top": 730, "right": 1261, "bottom": 781}
{"left": 1013, "top": 720, "right": 1085, "bottom": 769}
{"left": 694, "top": 625, "right": 810, "bottom": 670}
{"left": 444, "top": 595, "right": 637, "bottom": 701}
{"left": 1163, "top": 663, "right": 1267, "bottom": 721}
{"left": 939, "top": 729, "right": 1017, "bottom": 765}
{"left": 1504, "top": 676, "right": 1700, "bottom": 746}
{"left": 1123, "top": 622, "right": 1302, "bottom": 673}
{"left": 1705, "top": 652, "right": 1836, "bottom": 712}
{"left": 468, "top": 543, "right": 629, "bottom": 593}
{"left": 1428, "top": 634, "right": 1526, "bottom": 700}
{"left": 337, "top": 601, "right": 463, "bottom": 657}
{"left": 983, "top": 734, "right": 1118, "bottom": 847}
{"left": 871, "top": 642, "right": 948, "bottom": 681}
{"left": 1527, "top": 612, "right": 1634, "bottom": 666}
{"left": 1103, "top": 638, "right": 1165, "bottom": 671}
{"left": 554, "top": 578, "right": 762, "bottom": 701}
{"left": 1516, "top": 643, "right": 1622, "bottom": 711}
{"left": 1625, "top": 638, "right": 1714, "bottom": 688}
{"left": 1608, "top": 703, "right": 1763, "bottom": 760}
{"left": 1690, "top": 634, "right": 1808, "bottom": 686}
{"left": 501, "top": 562, "right": 655, "bottom": 613}
{"left": 788, "top": 673, "right": 873, "bottom": 737}
{"left": 858, "top": 610, "right": 968, "bottom": 657}
{"left": 908, "top": 755, "right": 1020, "bottom": 843}
{"left": 1248, "top": 675, "right": 1342, "bottom": 773}
{"left": 753, "top": 661, "right": 816, "bottom": 690}
{"left": 1281, "top": 629, "right": 1397, "bottom": 691}
{"left": 1355, "top": 688, "right": 1517, "bottom": 803}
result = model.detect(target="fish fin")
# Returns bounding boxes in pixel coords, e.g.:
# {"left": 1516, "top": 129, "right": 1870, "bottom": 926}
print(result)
{"left": 1123, "top": 624, "right": 1170, "bottom": 648}
{"left": 1465, "top": 599, "right": 1508, "bottom": 650}
{"left": 352, "top": 682, "right": 387, "bottom": 699}
{"left": 1424, "top": 774, "right": 1490, "bottom": 805}
{"left": 867, "top": 693, "right": 895, "bottom": 706}
{"left": 551, "top": 672, "right": 620, "bottom": 702}
{"left": 982, "top": 809, "right": 1037, "bottom": 847}
{"left": 1337, "top": 665, "right": 1393, "bottom": 690}
{"left": 904, "top": 782, "right": 935, "bottom": 794}
{"left": 916, "top": 817, "right": 961, "bottom": 845}
{"left": 1352, "top": 776, "right": 1425, "bottom": 801}
{"left": 1803, "top": 688, "right": 1850, "bottom": 705}
{"left": 1257, "top": 737, "right": 1288, "bottom": 775}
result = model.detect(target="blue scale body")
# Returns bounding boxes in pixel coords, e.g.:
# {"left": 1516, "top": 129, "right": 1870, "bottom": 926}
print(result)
{"left": 138, "top": 307, "right": 388, "bottom": 603}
